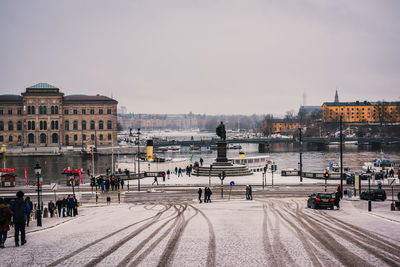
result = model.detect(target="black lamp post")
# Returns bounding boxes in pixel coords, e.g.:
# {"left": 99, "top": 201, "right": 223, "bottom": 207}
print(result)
{"left": 299, "top": 128, "right": 303, "bottom": 182}
{"left": 137, "top": 128, "right": 141, "bottom": 192}
{"left": 34, "top": 163, "right": 42, "bottom": 227}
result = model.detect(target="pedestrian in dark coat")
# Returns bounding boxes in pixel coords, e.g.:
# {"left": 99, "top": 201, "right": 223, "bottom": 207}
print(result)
{"left": 249, "top": 185, "right": 253, "bottom": 200}
{"left": 334, "top": 190, "right": 341, "bottom": 209}
{"left": 10, "top": 191, "right": 30, "bottom": 247}
{"left": 68, "top": 195, "right": 75, "bottom": 216}
{"left": 204, "top": 187, "right": 208, "bottom": 203}
{"left": 198, "top": 188, "right": 203, "bottom": 203}
{"left": 73, "top": 196, "right": 78, "bottom": 216}
{"left": 48, "top": 200, "right": 56, "bottom": 217}
{"left": 56, "top": 198, "right": 63, "bottom": 217}
{"left": 62, "top": 196, "right": 67, "bottom": 217}
{"left": 207, "top": 187, "right": 212, "bottom": 203}
{"left": 24, "top": 196, "right": 33, "bottom": 227}
{"left": 121, "top": 179, "right": 124, "bottom": 189}
{"left": 0, "top": 198, "right": 12, "bottom": 248}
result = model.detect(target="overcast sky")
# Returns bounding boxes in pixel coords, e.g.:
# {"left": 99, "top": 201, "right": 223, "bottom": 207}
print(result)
{"left": 0, "top": 0, "right": 399, "bottom": 115}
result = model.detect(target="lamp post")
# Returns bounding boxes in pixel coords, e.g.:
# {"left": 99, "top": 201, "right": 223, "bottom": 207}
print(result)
{"left": 368, "top": 174, "right": 372, "bottom": 212}
{"left": 137, "top": 128, "right": 141, "bottom": 192}
{"left": 299, "top": 128, "right": 303, "bottom": 182}
{"left": 34, "top": 163, "right": 42, "bottom": 227}
{"left": 340, "top": 116, "right": 343, "bottom": 199}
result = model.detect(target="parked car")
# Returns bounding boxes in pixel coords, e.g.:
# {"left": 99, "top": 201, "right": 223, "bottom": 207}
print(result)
{"left": 360, "top": 189, "right": 386, "bottom": 201}
{"left": 307, "top": 193, "right": 335, "bottom": 210}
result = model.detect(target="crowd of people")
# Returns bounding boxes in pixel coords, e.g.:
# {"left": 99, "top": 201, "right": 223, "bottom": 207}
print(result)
{"left": 0, "top": 191, "right": 80, "bottom": 249}
{"left": 92, "top": 176, "right": 124, "bottom": 192}
{"left": 197, "top": 187, "right": 213, "bottom": 203}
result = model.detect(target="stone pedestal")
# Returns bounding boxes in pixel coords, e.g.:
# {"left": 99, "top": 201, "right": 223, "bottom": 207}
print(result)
{"left": 216, "top": 141, "right": 227, "bottom": 163}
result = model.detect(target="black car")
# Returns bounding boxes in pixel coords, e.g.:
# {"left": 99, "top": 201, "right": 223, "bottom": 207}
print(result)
{"left": 360, "top": 189, "right": 386, "bottom": 201}
{"left": 307, "top": 193, "right": 335, "bottom": 210}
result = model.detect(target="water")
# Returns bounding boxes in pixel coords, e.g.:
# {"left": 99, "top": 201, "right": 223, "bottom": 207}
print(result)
{"left": 4, "top": 142, "right": 400, "bottom": 186}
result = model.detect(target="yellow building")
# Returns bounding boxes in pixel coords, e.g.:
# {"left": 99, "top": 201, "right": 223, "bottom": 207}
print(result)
{"left": 272, "top": 120, "right": 303, "bottom": 133}
{"left": 322, "top": 101, "right": 400, "bottom": 123}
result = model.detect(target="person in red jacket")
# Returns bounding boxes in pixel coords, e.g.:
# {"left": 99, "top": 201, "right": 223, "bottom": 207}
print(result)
{"left": 0, "top": 198, "right": 12, "bottom": 248}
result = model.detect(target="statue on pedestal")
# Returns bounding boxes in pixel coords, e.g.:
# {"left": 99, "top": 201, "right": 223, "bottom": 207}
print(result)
{"left": 216, "top": 121, "right": 226, "bottom": 140}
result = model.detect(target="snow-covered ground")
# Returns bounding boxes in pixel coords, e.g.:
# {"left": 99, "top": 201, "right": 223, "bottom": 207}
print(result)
{"left": 2, "top": 196, "right": 399, "bottom": 267}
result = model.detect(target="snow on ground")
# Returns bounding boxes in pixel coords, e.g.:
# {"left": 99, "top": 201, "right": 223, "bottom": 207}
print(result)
{"left": 1, "top": 195, "right": 400, "bottom": 267}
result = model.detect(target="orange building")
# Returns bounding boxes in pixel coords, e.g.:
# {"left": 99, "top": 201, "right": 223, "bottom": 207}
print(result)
{"left": 322, "top": 101, "right": 400, "bottom": 123}
{"left": 271, "top": 120, "right": 303, "bottom": 133}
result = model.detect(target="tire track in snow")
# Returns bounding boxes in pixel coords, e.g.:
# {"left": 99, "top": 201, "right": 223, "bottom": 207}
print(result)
{"left": 189, "top": 204, "right": 216, "bottom": 267}
{"left": 156, "top": 204, "right": 199, "bottom": 267}
{"left": 47, "top": 204, "right": 170, "bottom": 267}
{"left": 116, "top": 204, "right": 186, "bottom": 267}
{"left": 262, "top": 203, "right": 278, "bottom": 266}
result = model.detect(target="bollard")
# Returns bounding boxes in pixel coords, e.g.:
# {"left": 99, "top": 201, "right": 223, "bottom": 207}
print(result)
{"left": 118, "top": 187, "right": 121, "bottom": 204}
{"left": 368, "top": 200, "right": 372, "bottom": 212}
{"left": 391, "top": 203, "right": 395, "bottom": 211}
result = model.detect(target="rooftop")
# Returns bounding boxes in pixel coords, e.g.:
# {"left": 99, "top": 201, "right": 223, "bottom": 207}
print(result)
{"left": 27, "top": 83, "right": 58, "bottom": 89}
{"left": 0, "top": 94, "right": 23, "bottom": 102}
{"left": 323, "top": 101, "right": 400, "bottom": 106}
{"left": 64, "top": 95, "right": 117, "bottom": 103}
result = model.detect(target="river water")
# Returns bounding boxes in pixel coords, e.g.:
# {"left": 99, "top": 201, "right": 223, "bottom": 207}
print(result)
{"left": 4, "top": 141, "right": 400, "bottom": 186}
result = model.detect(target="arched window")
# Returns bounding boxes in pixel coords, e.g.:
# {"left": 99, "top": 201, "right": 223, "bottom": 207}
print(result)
{"left": 65, "top": 134, "right": 69, "bottom": 145}
{"left": 0, "top": 121, "right": 4, "bottom": 131}
{"left": 73, "top": 120, "right": 78, "bottom": 130}
{"left": 82, "top": 120, "right": 86, "bottom": 130}
{"left": 99, "top": 134, "right": 103, "bottom": 140}
{"left": 8, "top": 121, "right": 13, "bottom": 131}
{"left": 91, "top": 134, "right": 95, "bottom": 140}
{"left": 107, "top": 120, "right": 112, "bottom": 129}
{"left": 65, "top": 120, "right": 69, "bottom": 131}
{"left": 43, "top": 121, "right": 47, "bottom": 130}
{"left": 39, "top": 106, "right": 43, "bottom": 114}
{"left": 40, "top": 121, "right": 43, "bottom": 130}
{"left": 32, "top": 121, "right": 35, "bottom": 130}
{"left": 99, "top": 120, "right": 103, "bottom": 130}
{"left": 55, "top": 106, "right": 58, "bottom": 114}
{"left": 40, "top": 133, "right": 46, "bottom": 144}
{"left": 28, "top": 106, "right": 31, "bottom": 114}
{"left": 17, "top": 121, "right": 22, "bottom": 131}
{"left": 51, "top": 121, "right": 55, "bottom": 130}
{"left": 55, "top": 121, "right": 58, "bottom": 130}
{"left": 32, "top": 106, "right": 35, "bottom": 114}
{"left": 43, "top": 106, "right": 47, "bottom": 114}
{"left": 28, "top": 133, "right": 35, "bottom": 144}
{"left": 90, "top": 120, "right": 95, "bottom": 130}
{"left": 51, "top": 106, "right": 54, "bottom": 114}
{"left": 52, "top": 133, "right": 58, "bottom": 143}
{"left": 28, "top": 121, "right": 31, "bottom": 130}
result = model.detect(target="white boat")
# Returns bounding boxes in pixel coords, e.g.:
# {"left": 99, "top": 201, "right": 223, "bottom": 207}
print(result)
{"left": 362, "top": 151, "right": 395, "bottom": 173}
{"left": 230, "top": 154, "right": 270, "bottom": 172}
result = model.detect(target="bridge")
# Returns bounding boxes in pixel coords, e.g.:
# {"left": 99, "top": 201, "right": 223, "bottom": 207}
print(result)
{"left": 153, "top": 137, "right": 400, "bottom": 148}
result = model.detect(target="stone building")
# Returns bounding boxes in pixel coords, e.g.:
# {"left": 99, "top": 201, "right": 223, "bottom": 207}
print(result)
{"left": 0, "top": 83, "right": 118, "bottom": 147}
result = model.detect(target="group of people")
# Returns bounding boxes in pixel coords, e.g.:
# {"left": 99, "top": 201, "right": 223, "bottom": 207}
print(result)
{"left": 93, "top": 176, "right": 124, "bottom": 193}
{"left": 245, "top": 185, "right": 253, "bottom": 200}
{"left": 197, "top": 187, "right": 213, "bottom": 203}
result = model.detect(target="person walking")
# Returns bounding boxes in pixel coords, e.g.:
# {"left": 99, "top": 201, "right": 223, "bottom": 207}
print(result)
{"left": 200, "top": 157, "right": 204, "bottom": 167}
{"left": 249, "top": 185, "right": 253, "bottom": 200}
{"left": 152, "top": 176, "right": 159, "bottom": 186}
{"left": 167, "top": 169, "right": 170, "bottom": 179}
{"left": 197, "top": 188, "right": 203, "bottom": 203}
{"left": 334, "top": 190, "right": 341, "bottom": 209}
{"left": 0, "top": 198, "right": 12, "bottom": 248}
{"left": 56, "top": 198, "right": 63, "bottom": 217}
{"left": 10, "top": 191, "right": 30, "bottom": 247}
{"left": 207, "top": 187, "right": 212, "bottom": 203}
{"left": 48, "top": 200, "right": 56, "bottom": 217}
{"left": 121, "top": 179, "right": 124, "bottom": 189}
{"left": 72, "top": 196, "right": 78, "bottom": 216}
{"left": 62, "top": 196, "right": 67, "bottom": 217}
{"left": 24, "top": 196, "right": 33, "bottom": 227}
{"left": 245, "top": 185, "right": 250, "bottom": 200}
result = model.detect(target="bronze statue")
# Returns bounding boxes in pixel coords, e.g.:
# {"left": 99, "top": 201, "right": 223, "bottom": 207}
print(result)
{"left": 216, "top": 121, "right": 226, "bottom": 140}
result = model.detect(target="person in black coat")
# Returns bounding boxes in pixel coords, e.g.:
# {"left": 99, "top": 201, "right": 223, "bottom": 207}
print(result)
{"left": 197, "top": 188, "right": 202, "bottom": 203}
{"left": 10, "top": 191, "right": 31, "bottom": 247}
{"left": 56, "top": 198, "right": 63, "bottom": 217}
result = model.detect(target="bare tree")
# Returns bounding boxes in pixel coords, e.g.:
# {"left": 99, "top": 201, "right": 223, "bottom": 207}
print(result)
{"left": 262, "top": 114, "right": 274, "bottom": 136}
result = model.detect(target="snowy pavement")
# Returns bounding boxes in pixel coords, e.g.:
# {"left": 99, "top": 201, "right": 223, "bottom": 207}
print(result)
{"left": 1, "top": 196, "right": 400, "bottom": 267}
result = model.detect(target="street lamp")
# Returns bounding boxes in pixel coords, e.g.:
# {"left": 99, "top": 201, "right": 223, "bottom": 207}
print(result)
{"left": 137, "top": 128, "right": 141, "bottom": 192}
{"left": 34, "top": 163, "right": 42, "bottom": 227}
{"left": 68, "top": 167, "right": 75, "bottom": 195}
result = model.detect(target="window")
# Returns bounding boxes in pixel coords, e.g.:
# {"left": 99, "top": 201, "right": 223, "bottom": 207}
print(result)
{"left": 91, "top": 134, "right": 95, "bottom": 140}
{"left": 51, "top": 121, "right": 55, "bottom": 130}
{"left": 52, "top": 133, "right": 58, "bottom": 143}
{"left": 64, "top": 109, "right": 69, "bottom": 115}
{"left": 55, "top": 121, "right": 59, "bottom": 130}
{"left": 107, "top": 120, "right": 112, "bottom": 129}
{"left": 9, "top": 135, "right": 13, "bottom": 142}
{"left": 90, "top": 109, "right": 94, "bottom": 115}
{"left": 43, "top": 106, "right": 47, "bottom": 114}
{"left": 99, "top": 109, "right": 103, "bottom": 114}
{"left": 17, "top": 121, "right": 22, "bottom": 131}
{"left": 90, "top": 120, "right": 95, "bottom": 130}
{"left": 107, "top": 109, "right": 111, "bottom": 114}
{"left": 0, "top": 121, "right": 3, "bottom": 131}
{"left": 8, "top": 109, "right": 12, "bottom": 115}
{"left": 43, "top": 121, "right": 47, "bottom": 130}
{"left": 82, "top": 109, "right": 86, "bottom": 115}
{"left": 32, "top": 106, "right": 35, "bottom": 114}
{"left": 99, "top": 134, "right": 103, "bottom": 140}
{"left": 18, "top": 109, "right": 22, "bottom": 115}
{"left": 32, "top": 121, "right": 35, "bottom": 130}
{"left": 99, "top": 120, "right": 103, "bottom": 130}
{"left": 0, "top": 110, "right": 3, "bottom": 115}
{"left": 0, "top": 136, "right": 3, "bottom": 142}
{"left": 65, "top": 120, "right": 69, "bottom": 131}
{"left": 73, "top": 109, "right": 78, "bottom": 115}
{"left": 108, "top": 134, "right": 112, "bottom": 140}
{"left": 55, "top": 106, "right": 58, "bottom": 114}
{"left": 51, "top": 106, "right": 54, "bottom": 114}
{"left": 40, "top": 106, "right": 43, "bottom": 114}
{"left": 28, "top": 133, "right": 34, "bottom": 144}
{"left": 8, "top": 121, "right": 13, "bottom": 131}
{"left": 28, "top": 106, "right": 31, "bottom": 114}
{"left": 74, "top": 134, "right": 78, "bottom": 141}
{"left": 73, "top": 120, "right": 78, "bottom": 130}
{"left": 82, "top": 120, "right": 87, "bottom": 130}
{"left": 18, "top": 135, "right": 22, "bottom": 142}
{"left": 82, "top": 134, "right": 86, "bottom": 141}
{"left": 40, "top": 121, "right": 43, "bottom": 130}
{"left": 28, "top": 121, "right": 31, "bottom": 130}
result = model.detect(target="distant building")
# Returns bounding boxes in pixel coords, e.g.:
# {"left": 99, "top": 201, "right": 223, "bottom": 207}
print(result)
{"left": 322, "top": 101, "right": 400, "bottom": 123}
{"left": 299, "top": 105, "right": 321, "bottom": 116}
{"left": 118, "top": 106, "right": 127, "bottom": 114}
{"left": 334, "top": 89, "right": 339, "bottom": 103}
{"left": 271, "top": 119, "right": 303, "bottom": 133}
{"left": 0, "top": 83, "right": 118, "bottom": 147}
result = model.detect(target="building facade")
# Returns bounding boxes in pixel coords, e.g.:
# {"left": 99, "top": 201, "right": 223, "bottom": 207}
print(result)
{"left": 0, "top": 83, "right": 118, "bottom": 147}
{"left": 322, "top": 101, "right": 400, "bottom": 123}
